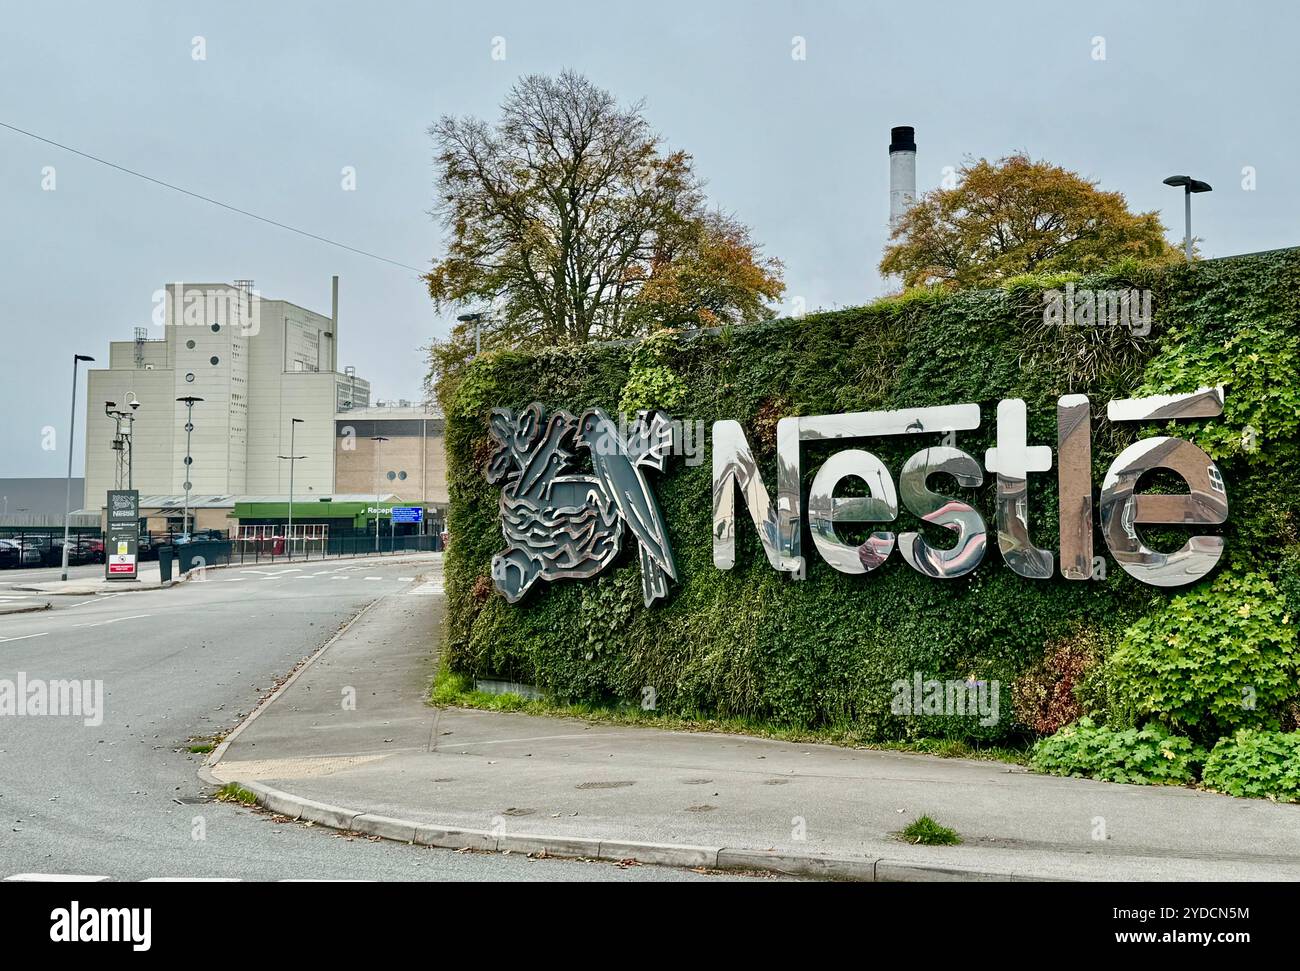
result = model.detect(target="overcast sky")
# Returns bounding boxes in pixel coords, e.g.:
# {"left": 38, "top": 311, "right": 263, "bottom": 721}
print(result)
{"left": 2, "top": 0, "right": 1295, "bottom": 476}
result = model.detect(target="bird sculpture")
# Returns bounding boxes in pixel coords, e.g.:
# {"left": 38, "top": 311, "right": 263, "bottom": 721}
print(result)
{"left": 486, "top": 403, "right": 677, "bottom": 607}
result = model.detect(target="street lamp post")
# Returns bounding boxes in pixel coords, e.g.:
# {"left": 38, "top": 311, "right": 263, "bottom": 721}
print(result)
{"left": 61, "top": 354, "right": 95, "bottom": 582}
{"left": 457, "top": 311, "right": 485, "bottom": 357}
{"left": 278, "top": 418, "right": 305, "bottom": 559}
{"left": 176, "top": 396, "right": 204, "bottom": 542}
{"left": 371, "top": 435, "right": 389, "bottom": 552}
{"left": 1162, "top": 175, "right": 1213, "bottom": 260}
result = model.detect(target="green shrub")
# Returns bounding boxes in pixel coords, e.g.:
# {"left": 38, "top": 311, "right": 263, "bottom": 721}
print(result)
{"left": 1202, "top": 730, "right": 1300, "bottom": 802}
{"left": 1031, "top": 717, "right": 1206, "bottom": 785}
{"left": 1106, "top": 572, "right": 1297, "bottom": 739}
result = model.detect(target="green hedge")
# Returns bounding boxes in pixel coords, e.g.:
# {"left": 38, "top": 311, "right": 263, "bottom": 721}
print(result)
{"left": 441, "top": 249, "right": 1300, "bottom": 743}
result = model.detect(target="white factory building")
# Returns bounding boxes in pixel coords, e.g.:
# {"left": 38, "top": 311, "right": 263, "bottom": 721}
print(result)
{"left": 83, "top": 279, "right": 372, "bottom": 509}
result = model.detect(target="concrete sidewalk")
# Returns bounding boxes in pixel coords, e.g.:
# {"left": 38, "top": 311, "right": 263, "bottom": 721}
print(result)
{"left": 207, "top": 559, "right": 1300, "bottom": 881}
{"left": 13, "top": 562, "right": 169, "bottom": 595}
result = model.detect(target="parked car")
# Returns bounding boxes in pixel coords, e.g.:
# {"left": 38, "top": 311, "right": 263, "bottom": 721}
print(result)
{"left": 81, "top": 537, "right": 105, "bottom": 563}
{"left": 0, "top": 540, "right": 21, "bottom": 569}
{"left": 5, "top": 539, "right": 46, "bottom": 567}
{"left": 50, "top": 538, "right": 97, "bottom": 566}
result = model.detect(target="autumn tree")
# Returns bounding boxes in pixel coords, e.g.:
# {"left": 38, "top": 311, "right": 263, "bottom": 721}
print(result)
{"left": 424, "top": 72, "right": 783, "bottom": 390}
{"left": 880, "top": 154, "right": 1178, "bottom": 289}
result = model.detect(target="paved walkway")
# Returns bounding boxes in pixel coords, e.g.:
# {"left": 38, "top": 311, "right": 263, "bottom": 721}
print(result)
{"left": 209, "top": 558, "right": 1300, "bottom": 881}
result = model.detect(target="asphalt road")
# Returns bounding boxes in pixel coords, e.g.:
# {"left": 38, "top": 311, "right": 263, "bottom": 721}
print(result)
{"left": 0, "top": 557, "right": 747, "bottom": 882}
{"left": 0, "top": 562, "right": 102, "bottom": 612}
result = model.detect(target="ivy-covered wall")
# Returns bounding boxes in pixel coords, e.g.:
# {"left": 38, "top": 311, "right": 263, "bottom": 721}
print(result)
{"left": 441, "top": 249, "right": 1300, "bottom": 744}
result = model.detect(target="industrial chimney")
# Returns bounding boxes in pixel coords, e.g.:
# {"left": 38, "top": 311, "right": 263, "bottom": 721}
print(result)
{"left": 888, "top": 126, "right": 917, "bottom": 232}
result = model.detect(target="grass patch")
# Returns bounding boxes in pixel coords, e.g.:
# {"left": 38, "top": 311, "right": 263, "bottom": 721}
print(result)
{"left": 898, "top": 815, "right": 962, "bottom": 846}
{"left": 429, "top": 666, "right": 1030, "bottom": 764}
{"left": 188, "top": 743, "right": 215, "bottom": 754}
{"left": 215, "top": 783, "right": 258, "bottom": 806}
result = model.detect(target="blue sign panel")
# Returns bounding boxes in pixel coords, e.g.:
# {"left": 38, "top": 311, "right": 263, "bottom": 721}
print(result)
{"left": 391, "top": 506, "right": 423, "bottom": 524}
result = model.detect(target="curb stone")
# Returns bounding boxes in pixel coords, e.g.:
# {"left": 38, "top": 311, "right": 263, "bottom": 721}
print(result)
{"left": 0, "top": 602, "right": 53, "bottom": 615}
{"left": 217, "top": 776, "right": 1065, "bottom": 882}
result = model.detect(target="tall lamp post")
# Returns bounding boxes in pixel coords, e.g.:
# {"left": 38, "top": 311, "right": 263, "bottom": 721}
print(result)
{"left": 1162, "top": 175, "right": 1212, "bottom": 260}
{"left": 371, "top": 435, "right": 389, "bottom": 552}
{"left": 176, "top": 396, "right": 204, "bottom": 542}
{"left": 456, "top": 311, "right": 485, "bottom": 357}
{"left": 61, "top": 354, "right": 95, "bottom": 582}
{"left": 278, "top": 418, "right": 305, "bottom": 558}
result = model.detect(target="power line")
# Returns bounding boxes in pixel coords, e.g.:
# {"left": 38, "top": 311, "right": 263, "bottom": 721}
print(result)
{"left": 1, "top": 120, "right": 426, "bottom": 273}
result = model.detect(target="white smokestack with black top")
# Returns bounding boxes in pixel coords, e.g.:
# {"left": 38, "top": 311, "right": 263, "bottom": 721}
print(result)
{"left": 889, "top": 125, "right": 917, "bottom": 232}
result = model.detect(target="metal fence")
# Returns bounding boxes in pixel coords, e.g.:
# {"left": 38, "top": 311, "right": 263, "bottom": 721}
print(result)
{"left": 159, "top": 533, "right": 443, "bottom": 579}
{"left": 3, "top": 525, "right": 445, "bottom": 572}
{"left": 0, "top": 526, "right": 105, "bottom": 568}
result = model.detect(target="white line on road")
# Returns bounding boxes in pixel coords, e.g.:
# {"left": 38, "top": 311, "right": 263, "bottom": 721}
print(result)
{"left": 0, "top": 632, "right": 48, "bottom": 644}
{"left": 410, "top": 582, "right": 443, "bottom": 595}
{"left": 364, "top": 576, "right": 383, "bottom": 581}
{"left": 72, "top": 614, "right": 152, "bottom": 629}
{"left": 4, "top": 873, "right": 110, "bottom": 882}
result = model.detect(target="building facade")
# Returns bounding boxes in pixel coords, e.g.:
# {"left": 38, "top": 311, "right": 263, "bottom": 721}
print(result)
{"left": 333, "top": 404, "right": 448, "bottom": 532}
{"left": 83, "top": 280, "right": 371, "bottom": 510}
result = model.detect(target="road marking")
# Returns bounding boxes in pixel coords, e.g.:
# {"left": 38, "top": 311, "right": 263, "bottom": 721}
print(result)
{"left": 72, "top": 614, "right": 152, "bottom": 629}
{"left": 221, "top": 577, "right": 247, "bottom": 582}
{"left": 364, "top": 576, "right": 383, "bottom": 581}
{"left": 65, "top": 592, "right": 125, "bottom": 610}
{"left": 410, "top": 581, "right": 444, "bottom": 595}
{"left": 0, "top": 632, "right": 48, "bottom": 644}
{"left": 141, "top": 877, "right": 242, "bottom": 882}
{"left": 5, "top": 873, "right": 110, "bottom": 882}
{"left": 397, "top": 577, "right": 415, "bottom": 582}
